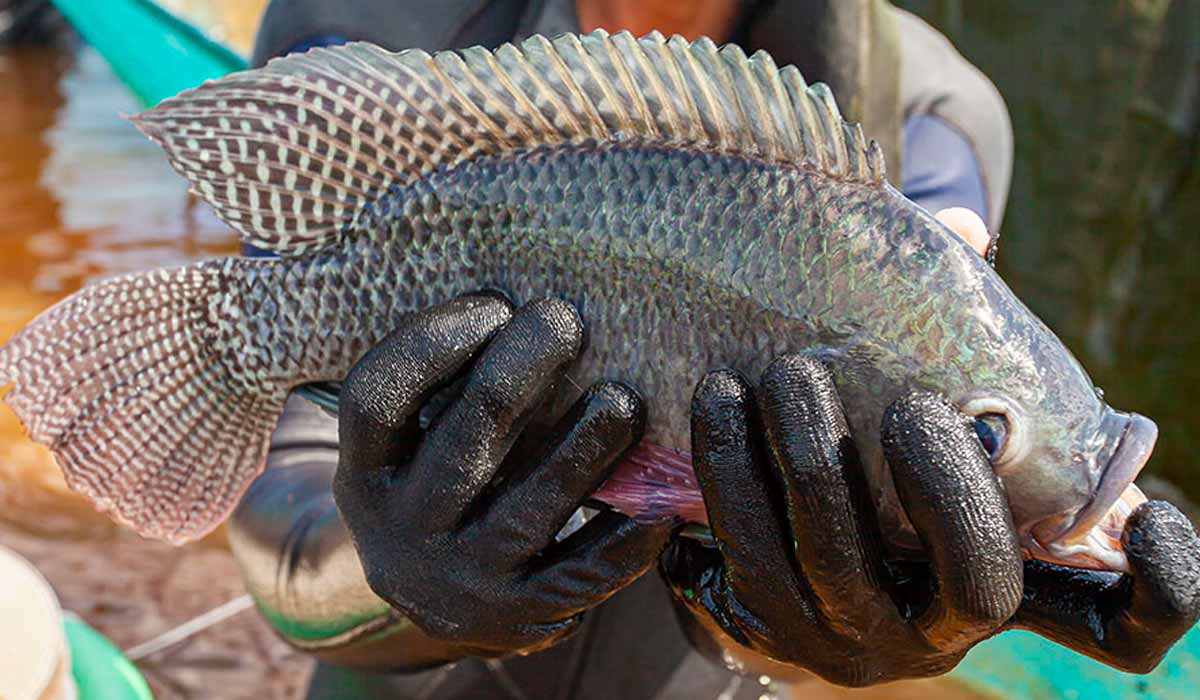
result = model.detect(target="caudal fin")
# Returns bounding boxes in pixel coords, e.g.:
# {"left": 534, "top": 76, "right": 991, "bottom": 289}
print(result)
{"left": 0, "top": 261, "right": 286, "bottom": 543}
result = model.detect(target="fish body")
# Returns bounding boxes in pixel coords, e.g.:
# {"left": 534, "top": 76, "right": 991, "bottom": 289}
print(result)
{"left": 0, "top": 32, "right": 1155, "bottom": 571}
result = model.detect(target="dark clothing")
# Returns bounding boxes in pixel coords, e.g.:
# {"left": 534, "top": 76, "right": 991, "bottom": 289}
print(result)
{"left": 229, "top": 2, "right": 1015, "bottom": 697}
{"left": 902, "top": 113, "right": 990, "bottom": 225}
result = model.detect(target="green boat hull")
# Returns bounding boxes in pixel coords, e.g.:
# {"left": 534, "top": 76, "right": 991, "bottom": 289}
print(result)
{"left": 52, "top": 0, "right": 246, "bottom": 106}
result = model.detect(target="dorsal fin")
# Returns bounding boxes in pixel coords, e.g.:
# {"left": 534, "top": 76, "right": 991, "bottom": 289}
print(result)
{"left": 131, "top": 30, "right": 886, "bottom": 257}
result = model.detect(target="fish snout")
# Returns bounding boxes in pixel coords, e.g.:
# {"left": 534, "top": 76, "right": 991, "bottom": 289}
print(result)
{"left": 1027, "top": 410, "right": 1157, "bottom": 571}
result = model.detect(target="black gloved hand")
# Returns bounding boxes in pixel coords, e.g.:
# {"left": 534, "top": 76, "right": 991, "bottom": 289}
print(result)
{"left": 334, "top": 294, "right": 670, "bottom": 658}
{"left": 661, "top": 356, "right": 1027, "bottom": 687}
{"left": 662, "top": 355, "right": 1200, "bottom": 686}
{"left": 1012, "top": 501, "right": 1200, "bottom": 673}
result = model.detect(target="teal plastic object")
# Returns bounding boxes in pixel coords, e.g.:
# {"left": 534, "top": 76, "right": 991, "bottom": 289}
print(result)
{"left": 50, "top": 0, "right": 247, "bottom": 107}
{"left": 951, "top": 626, "right": 1200, "bottom": 699}
{"left": 63, "top": 615, "right": 153, "bottom": 700}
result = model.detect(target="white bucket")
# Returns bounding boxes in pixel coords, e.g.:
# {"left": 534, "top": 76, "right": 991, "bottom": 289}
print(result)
{"left": 0, "top": 545, "right": 76, "bottom": 700}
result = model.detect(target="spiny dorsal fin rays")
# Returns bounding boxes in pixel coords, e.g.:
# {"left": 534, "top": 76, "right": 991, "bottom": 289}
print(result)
{"left": 609, "top": 31, "right": 676, "bottom": 137}
{"left": 750, "top": 51, "right": 802, "bottom": 161}
{"left": 131, "top": 30, "right": 886, "bottom": 258}
{"left": 643, "top": 33, "right": 708, "bottom": 141}
{"left": 540, "top": 34, "right": 620, "bottom": 138}
{"left": 811, "top": 83, "right": 848, "bottom": 175}
{"left": 779, "top": 66, "right": 823, "bottom": 172}
{"left": 720, "top": 42, "right": 777, "bottom": 159}
{"left": 497, "top": 39, "right": 602, "bottom": 141}
{"left": 592, "top": 32, "right": 658, "bottom": 138}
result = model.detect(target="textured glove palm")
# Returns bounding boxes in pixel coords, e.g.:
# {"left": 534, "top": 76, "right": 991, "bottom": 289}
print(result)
{"left": 661, "top": 356, "right": 1200, "bottom": 686}
{"left": 334, "top": 295, "right": 670, "bottom": 657}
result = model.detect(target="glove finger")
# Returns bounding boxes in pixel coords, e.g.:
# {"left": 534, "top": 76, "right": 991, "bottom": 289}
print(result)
{"left": 1116, "top": 500, "right": 1200, "bottom": 670}
{"left": 334, "top": 294, "right": 512, "bottom": 511}
{"left": 405, "top": 298, "right": 583, "bottom": 532}
{"left": 1012, "top": 502, "right": 1199, "bottom": 673}
{"left": 689, "top": 370, "right": 802, "bottom": 612}
{"left": 470, "top": 382, "right": 645, "bottom": 559}
{"left": 882, "top": 392, "right": 1023, "bottom": 648}
{"left": 757, "top": 356, "right": 903, "bottom": 634}
{"left": 523, "top": 509, "right": 670, "bottom": 618}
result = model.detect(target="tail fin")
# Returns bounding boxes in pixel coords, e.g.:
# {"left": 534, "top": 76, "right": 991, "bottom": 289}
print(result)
{"left": 0, "top": 261, "right": 287, "bottom": 543}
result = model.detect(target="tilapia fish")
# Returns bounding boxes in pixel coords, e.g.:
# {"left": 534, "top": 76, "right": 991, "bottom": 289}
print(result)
{"left": 0, "top": 31, "right": 1156, "bottom": 571}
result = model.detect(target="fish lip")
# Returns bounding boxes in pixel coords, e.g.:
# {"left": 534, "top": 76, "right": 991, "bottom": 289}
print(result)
{"left": 1046, "top": 411, "right": 1158, "bottom": 548}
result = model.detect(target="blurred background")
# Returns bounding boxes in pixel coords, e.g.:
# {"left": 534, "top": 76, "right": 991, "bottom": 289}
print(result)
{"left": 0, "top": 1, "right": 1195, "bottom": 698}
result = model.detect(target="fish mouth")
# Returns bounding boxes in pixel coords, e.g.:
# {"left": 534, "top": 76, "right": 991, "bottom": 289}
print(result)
{"left": 1031, "top": 411, "right": 1157, "bottom": 571}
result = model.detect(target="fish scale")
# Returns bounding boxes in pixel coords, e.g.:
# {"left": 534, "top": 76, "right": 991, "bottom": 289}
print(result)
{"left": 0, "top": 32, "right": 1155, "bottom": 574}
{"left": 226, "top": 142, "right": 988, "bottom": 540}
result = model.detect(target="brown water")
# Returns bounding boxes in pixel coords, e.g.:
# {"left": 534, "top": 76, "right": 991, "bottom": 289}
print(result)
{"left": 0, "top": 45, "right": 237, "bottom": 537}
{"left": 0, "top": 46, "right": 316, "bottom": 700}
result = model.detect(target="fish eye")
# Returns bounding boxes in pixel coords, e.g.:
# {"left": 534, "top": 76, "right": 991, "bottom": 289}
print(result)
{"left": 960, "top": 394, "right": 1029, "bottom": 469}
{"left": 973, "top": 412, "right": 1009, "bottom": 461}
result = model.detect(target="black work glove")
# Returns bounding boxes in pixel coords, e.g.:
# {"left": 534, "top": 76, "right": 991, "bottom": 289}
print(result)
{"left": 1012, "top": 502, "right": 1200, "bottom": 673}
{"left": 661, "top": 355, "right": 1200, "bottom": 687}
{"left": 334, "top": 294, "right": 670, "bottom": 658}
{"left": 661, "top": 356, "right": 1023, "bottom": 686}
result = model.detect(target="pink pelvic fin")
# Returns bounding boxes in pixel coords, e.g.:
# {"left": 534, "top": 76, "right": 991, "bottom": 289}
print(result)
{"left": 592, "top": 441, "right": 708, "bottom": 524}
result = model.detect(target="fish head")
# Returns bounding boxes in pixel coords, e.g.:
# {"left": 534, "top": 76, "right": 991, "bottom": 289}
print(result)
{"left": 950, "top": 327, "right": 1156, "bottom": 573}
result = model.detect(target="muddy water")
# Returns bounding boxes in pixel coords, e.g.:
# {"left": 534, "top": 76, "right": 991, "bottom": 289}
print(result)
{"left": 0, "top": 45, "right": 237, "bottom": 537}
{"left": 0, "top": 46, "right": 312, "bottom": 699}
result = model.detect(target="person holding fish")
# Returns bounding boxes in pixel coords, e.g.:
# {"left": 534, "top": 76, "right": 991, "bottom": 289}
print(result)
{"left": 0, "top": 1, "right": 1195, "bottom": 698}
{"left": 210, "top": 2, "right": 1200, "bottom": 697}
